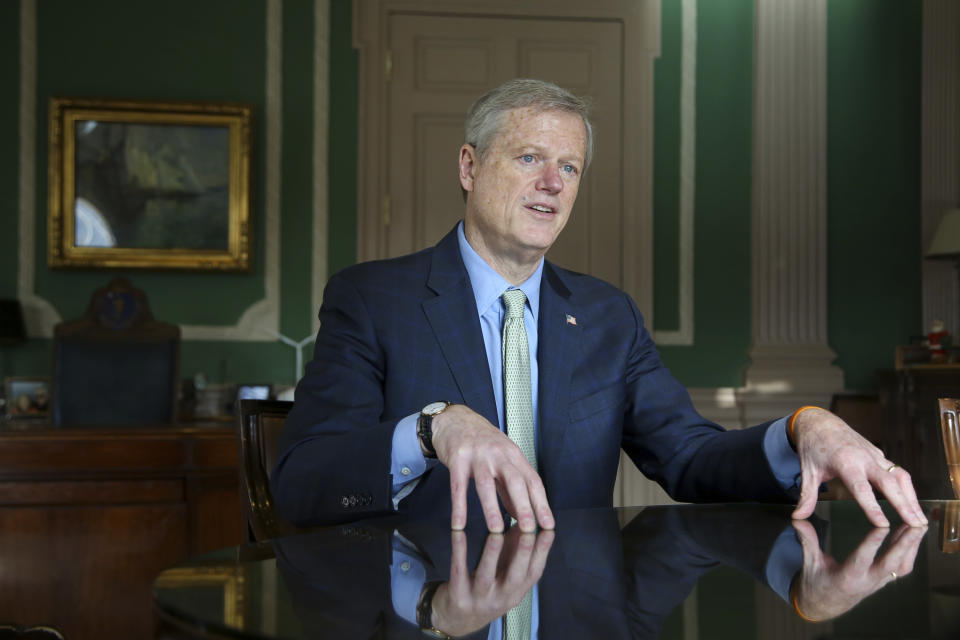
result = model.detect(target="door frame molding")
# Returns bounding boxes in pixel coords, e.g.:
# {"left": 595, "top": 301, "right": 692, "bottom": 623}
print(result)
{"left": 353, "top": 0, "right": 661, "bottom": 318}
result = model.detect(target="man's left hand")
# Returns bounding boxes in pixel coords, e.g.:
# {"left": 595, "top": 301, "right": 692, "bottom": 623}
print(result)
{"left": 790, "top": 408, "right": 927, "bottom": 527}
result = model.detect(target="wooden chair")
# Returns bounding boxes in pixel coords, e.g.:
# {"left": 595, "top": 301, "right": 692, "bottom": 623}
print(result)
{"left": 237, "top": 399, "right": 300, "bottom": 541}
{"left": 52, "top": 277, "right": 179, "bottom": 426}
{"left": 937, "top": 398, "right": 960, "bottom": 500}
{"left": 0, "top": 625, "right": 66, "bottom": 639}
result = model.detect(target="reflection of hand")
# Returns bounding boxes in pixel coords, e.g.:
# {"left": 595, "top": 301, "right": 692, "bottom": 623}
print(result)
{"left": 428, "top": 526, "right": 554, "bottom": 637}
{"left": 791, "top": 519, "right": 926, "bottom": 621}
{"left": 432, "top": 404, "right": 554, "bottom": 532}
{"left": 790, "top": 408, "right": 927, "bottom": 527}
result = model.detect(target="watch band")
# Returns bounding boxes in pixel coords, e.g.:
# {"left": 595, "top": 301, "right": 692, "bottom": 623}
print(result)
{"left": 417, "top": 580, "right": 452, "bottom": 638}
{"left": 417, "top": 401, "right": 452, "bottom": 458}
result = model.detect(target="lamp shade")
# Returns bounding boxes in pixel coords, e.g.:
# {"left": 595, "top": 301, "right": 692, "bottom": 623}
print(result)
{"left": 927, "top": 209, "right": 960, "bottom": 260}
{"left": 0, "top": 299, "right": 27, "bottom": 344}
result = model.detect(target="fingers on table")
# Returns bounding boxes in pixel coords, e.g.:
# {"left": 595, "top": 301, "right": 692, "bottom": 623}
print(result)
{"left": 473, "top": 471, "right": 506, "bottom": 533}
{"left": 840, "top": 467, "right": 891, "bottom": 528}
{"left": 792, "top": 468, "right": 822, "bottom": 521}
{"left": 449, "top": 445, "right": 552, "bottom": 533}
{"left": 888, "top": 465, "right": 928, "bottom": 526}
{"left": 449, "top": 459, "right": 507, "bottom": 532}
{"left": 449, "top": 466, "right": 473, "bottom": 531}
{"left": 499, "top": 472, "right": 538, "bottom": 532}
{"left": 870, "top": 462, "right": 927, "bottom": 527}
{"left": 525, "top": 474, "right": 554, "bottom": 530}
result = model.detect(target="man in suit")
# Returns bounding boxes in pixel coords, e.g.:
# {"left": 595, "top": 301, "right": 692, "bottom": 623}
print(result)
{"left": 272, "top": 78, "right": 926, "bottom": 533}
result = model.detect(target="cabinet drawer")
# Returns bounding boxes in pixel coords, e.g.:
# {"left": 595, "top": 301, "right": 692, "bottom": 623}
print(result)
{"left": 0, "top": 478, "right": 184, "bottom": 505}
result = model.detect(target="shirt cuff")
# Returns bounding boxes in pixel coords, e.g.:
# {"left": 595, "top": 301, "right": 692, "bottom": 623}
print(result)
{"left": 390, "top": 534, "right": 427, "bottom": 626}
{"left": 392, "top": 413, "right": 427, "bottom": 490}
{"left": 764, "top": 526, "right": 803, "bottom": 602}
{"left": 763, "top": 417, "right": 802, "bottom": 492}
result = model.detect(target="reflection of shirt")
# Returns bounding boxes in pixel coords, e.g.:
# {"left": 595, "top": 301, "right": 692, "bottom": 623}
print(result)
{"left": 390, "top": 221, "right": 801, "bottom": 505}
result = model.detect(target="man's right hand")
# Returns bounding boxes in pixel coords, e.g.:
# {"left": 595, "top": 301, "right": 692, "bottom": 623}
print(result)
{"left": 430, "top": 404, "right": 554, "bottom": 532}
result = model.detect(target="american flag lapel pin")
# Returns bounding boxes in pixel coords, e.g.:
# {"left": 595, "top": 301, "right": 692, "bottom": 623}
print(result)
{"left": 565, "top": 314, "right": 577, "bottom": 326}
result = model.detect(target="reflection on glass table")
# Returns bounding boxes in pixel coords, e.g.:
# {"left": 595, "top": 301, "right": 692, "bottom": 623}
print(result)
{"left": 154, "top": 501, "right": 960, "bottom": 639}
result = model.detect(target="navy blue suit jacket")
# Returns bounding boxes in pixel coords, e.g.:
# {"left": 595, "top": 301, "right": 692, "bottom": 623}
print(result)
{"left": 272, "top": 226, "right": 793, "bottom": 527}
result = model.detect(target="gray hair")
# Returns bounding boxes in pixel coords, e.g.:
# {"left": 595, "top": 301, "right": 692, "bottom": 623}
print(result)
{"left": 464, "top": 78, "right": 594, "bottom": 170}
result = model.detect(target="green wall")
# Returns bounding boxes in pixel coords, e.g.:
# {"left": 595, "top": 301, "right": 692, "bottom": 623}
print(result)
{"left": 328, "top": 0, "right": 359, "bottom": 277}
{"left": 827, "top": 0, "right": 922, "bottom": 390}
{"left": 1, "top": 0, "right": 923, "bottom": 392}
{"left": 0, "top": 1, "right": 20, "bottom": 301}
{"left": 655, "top": 0, "right": 756, "bottom": 388}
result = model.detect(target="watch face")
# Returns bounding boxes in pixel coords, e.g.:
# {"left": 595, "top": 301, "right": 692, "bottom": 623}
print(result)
{"left": 423, "top": 401, "right": 449, "bottom": 416}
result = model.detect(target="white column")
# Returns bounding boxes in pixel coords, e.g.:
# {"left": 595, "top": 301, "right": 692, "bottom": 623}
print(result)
{"left": 922, "top": 0, "right": 960, "bottom": 338}
{"left": 740, "top": 0, "right": 843, "bottom": 423}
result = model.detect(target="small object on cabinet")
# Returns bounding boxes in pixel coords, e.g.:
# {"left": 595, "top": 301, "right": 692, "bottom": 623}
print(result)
{"left": 929, "top": 319, "right": 951, "bottom": 363}
{"left": 3, "top": 376, "right": 50, "bottom": 420}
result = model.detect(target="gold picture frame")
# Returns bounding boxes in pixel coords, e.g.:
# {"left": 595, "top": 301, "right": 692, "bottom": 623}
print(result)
{"left": 48, "top": 97, "right": 251, "bottom": 271}
{"left": 154, "top": 565, "right": 246, "bottom": 628}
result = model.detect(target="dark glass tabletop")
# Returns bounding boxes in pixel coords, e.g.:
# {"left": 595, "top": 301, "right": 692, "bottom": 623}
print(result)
{"left": 154, "top": 500, "right": 960, "bottom": 639}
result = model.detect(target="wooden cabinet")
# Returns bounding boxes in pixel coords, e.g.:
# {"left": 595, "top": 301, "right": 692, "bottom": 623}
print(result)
{"left": 877, "top": 368, "right": 960, "bottom": 499}
{"left": 0, "top": 425, "right": 243, "bottom": 639}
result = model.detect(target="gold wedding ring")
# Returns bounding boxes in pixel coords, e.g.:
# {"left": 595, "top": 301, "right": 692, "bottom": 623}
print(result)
{"left": 887, "top": 464, "right": 899, "bottom": 473}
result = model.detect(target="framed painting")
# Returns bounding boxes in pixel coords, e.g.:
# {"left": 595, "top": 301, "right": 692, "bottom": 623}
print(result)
{"left": 4, "top": 376, "right": 50, "bottom": 420}
{"left": 48, "top": 97, "right": 252, "bottom": 271}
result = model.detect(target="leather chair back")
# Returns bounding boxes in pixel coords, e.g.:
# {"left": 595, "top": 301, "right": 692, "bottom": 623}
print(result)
{"left": 52, "top": 278, "right": 179, "bottom": 427}
{"left": 238, "top": 399, "right": 299, "bottom": 541}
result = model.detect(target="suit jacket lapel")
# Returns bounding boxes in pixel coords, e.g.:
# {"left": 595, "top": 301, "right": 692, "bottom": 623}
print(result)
{"left": 537, "top": 263, "right": 580, "bottom": 481}
{"left": 422, "top": 229, "right": 498, "bottom": 425}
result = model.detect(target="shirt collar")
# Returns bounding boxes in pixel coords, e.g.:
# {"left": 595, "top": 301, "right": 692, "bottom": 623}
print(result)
{"left": 457, "top": 221, "right": 542, "bottom": 320}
